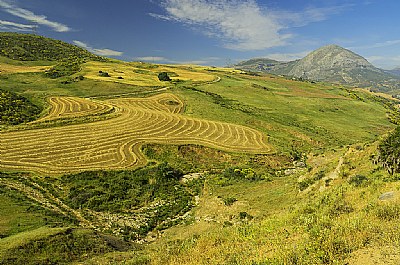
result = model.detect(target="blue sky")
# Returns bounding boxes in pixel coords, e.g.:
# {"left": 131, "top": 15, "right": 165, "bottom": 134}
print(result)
{"left": 0, "top": 0, "right": 399, "bottom": 69}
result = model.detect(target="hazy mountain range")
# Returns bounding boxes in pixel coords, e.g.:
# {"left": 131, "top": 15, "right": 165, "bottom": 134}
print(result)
{"left": 235, "top": 45, "right": 400, "bottom": 94}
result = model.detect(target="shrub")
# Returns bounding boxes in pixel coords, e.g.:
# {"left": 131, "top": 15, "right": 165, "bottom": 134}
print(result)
{"left": 239, "top": 211, "right": 253, "bottom": 220}
{"left": 378, "top": 126, "right": 400, "bottom": 174}
{"left": 0, "top": 89, "right": 42, "bottom": 125}
{"left": 222, "top": 197, "right": 237, "bottom": 206}
{"left": 158, "top": 72, "right": 171, "bottom": 81}
{"left": 45, "top": 60, "right": 82, "bottom": 78}
{"left": 99, "top": 71, "right": 110, "bottom": 77}
{"left": 348, "top": 175, "right": 368, "bottom": 186}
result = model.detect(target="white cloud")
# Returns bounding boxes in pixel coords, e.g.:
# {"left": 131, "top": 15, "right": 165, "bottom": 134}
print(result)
{"left": 266, "top": 51, "right": 311, "bottom": 62}
{"left": 73, "top": 40, "right": 90, "bottom": 50}
{"left": 0, "top": 0, "right": 70, "bottom": 32}
{"left": 93, "top": 49, "right": 123, "bottom": 57}
{"left": 171, "top": 56, "right": 221, "bottom": 65}
{"left": 349, "top": 40, "right": 400, "bottom": 50}
{"left": 73, "top": 40, "right": 123, "bottom": 57}
{"left": 273, "top": 5, "right": 351, "bottom": 28}
{"left": 0, "top": 19, "right": 35, "bottom": 31}
{"left": 156, "top": 0, "right": 290, "bottom": 51}
{"left": 135, "top": 56, "right": 168, "bottom": 62}
{"left": 134, "top": 56, "right": 221, "bottom": 65}
{"left": 366, "top": 55, "right": 400, "bottom": 70}
{"left": 154, "top": 0, "right": 349, "bottom": 51}
{"left": 366, "top": 56, "right": 385, "bottom": 62}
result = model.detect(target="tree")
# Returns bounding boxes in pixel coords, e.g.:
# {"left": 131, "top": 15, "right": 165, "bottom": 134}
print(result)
{"left": 158, "top": 72, "right": 171, "bottom": 81}
{"left": 378, "top": 126, "right": 400, "bottom": 174}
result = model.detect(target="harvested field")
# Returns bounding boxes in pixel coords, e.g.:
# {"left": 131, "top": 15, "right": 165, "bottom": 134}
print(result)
{"left": 0, "top": 93, "right": 271, "bottom": 175}
{"left": 81, "top": 61, "right": 216, "bottom": 86}
{"left": 0, "top": 63, "right": 50, "bottom": 74}
{"left": 32, "top": 97, "right": 115, "bottom": 123}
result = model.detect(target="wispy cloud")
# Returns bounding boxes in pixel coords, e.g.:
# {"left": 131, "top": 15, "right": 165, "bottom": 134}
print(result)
{"left": 266, "top": 51, "right": 311, "bottom": 62}
{"left": 348, "top": 40, "right": 400, "bottom": 50}
{"left": 153, "top": 0, "right": 289, "bottom": 51}
{"left": 73, "top": 40, "right": 123, "bottom": 57}
{"left": 152, "top": 0, "right": 349, "bottom": 51}
{"left": 0, "top": 19, "right": 35, "bottom": 31}
{"left": 171, "top": 56, "right": 221, "bottom": 65}
{"left": 135, "top": 56, "right": 168, "bottom": 62}
{"left": 135, "top": 55, "right": 221, "bottom": 65}
{"left": 366, "top": 55, "right": 400, "bottom": 69}
{"left": 0, "top": 0, "right": 70, "bottom": 32}
{"left": 273, "top": 5, "right": 351, "bottom": 28}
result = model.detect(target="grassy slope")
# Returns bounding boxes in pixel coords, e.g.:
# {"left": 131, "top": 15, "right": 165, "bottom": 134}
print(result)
{"left": 0, "top": 32, "right": 99, "bottom": 61}
{"left": 0, "top": 195, "right": 47, "bottom": 238}
{"left": 174, "top": 72, "right": 393, "bottom": 153}
{"left": 1, "top": 58, "right": 400, "bottom": 264}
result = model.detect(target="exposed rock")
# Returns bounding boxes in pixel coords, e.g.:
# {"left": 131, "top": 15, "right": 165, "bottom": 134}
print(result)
{"left": 379, "top": 191, "right": 397, "bottom": 201}
{"left": 293, "top": 161, "right": 306, "bottom": 168}
{"left": 284, "top": 168, "right": 297, "bottom": 175}
{"left": 181, "top": 172, "right": 204, "bottom": 183}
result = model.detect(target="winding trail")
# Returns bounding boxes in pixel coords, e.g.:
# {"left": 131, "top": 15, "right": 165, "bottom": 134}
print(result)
{"left": 0, "top": 176, "right": 92, "bottom": 227}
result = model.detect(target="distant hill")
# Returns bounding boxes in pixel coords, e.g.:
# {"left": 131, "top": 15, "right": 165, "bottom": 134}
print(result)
{"left": 236, "top": 45, "right": 400, "bottom": 93}
{"left": 0, "top": 32, "right": 101, "bottom": 61}
{"left": 234, "top": 57, "right": 298, "bottom": 73}
{"left": 387, "top": 67, "right": 400, "bottom": 77}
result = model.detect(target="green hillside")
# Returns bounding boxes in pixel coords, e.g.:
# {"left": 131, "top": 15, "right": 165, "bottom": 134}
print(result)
{"left": 1, "top": 34, "right": 400, "bottom": 265}
{"left": 0, "top": 32, "right": 100, "bottom": 61}
{"left": 0, "top": 89, "right": 41, "bottom": 125}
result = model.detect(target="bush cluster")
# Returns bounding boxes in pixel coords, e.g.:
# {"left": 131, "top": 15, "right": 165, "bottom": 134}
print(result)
{"left": 0, "top": 89, "right": 41, "bottom": 125}
{"left": 0, "top": 32, "right": 101, "bottom": 61}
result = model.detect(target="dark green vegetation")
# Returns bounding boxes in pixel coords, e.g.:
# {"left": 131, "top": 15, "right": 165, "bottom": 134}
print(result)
{"left": 0, "top": 88, "right": 41, "bottom": 125}
{"left": 0, "top": 228, "right": 130, "bottom": 265}
{"left": 158, "top": 71, "right": 171, "bottom": 81}
{"left": 45, "top": 60, "right": 83, "bottom": 78}
{"left": 378, "top": 126, "right": 400, "bottom": 174}
{"left": 0, "top": 32, "right": 99, "bottom": 61}
{"left": 0, "top": 162, "right": 202, "bottom": 263}
{"left": 60, "top": 163, "right": 202, "bottom": 240}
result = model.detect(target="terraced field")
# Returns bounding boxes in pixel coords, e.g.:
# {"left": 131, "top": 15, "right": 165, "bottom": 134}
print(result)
{"left": 0, "top": 93, "right": 271, "bottom": 175}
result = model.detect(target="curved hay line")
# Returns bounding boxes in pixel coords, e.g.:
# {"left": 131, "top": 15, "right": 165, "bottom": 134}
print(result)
{"left": 32, "top": 97, "right": 115, "bottom": 123}
{"left": 0, "top": 93, "right": 271, "bottom": 175}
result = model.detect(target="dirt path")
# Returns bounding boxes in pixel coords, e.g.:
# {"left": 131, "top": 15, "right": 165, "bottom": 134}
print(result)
{"left": 0, "top": 176, "right": 93, "bottom": 228}
{"left": 319, "top": 147, "right": 352, "bottom": 191}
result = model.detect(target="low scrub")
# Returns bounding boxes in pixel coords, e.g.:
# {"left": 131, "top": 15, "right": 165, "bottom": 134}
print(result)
{"left": 0, "top": 89, "right": 41, "bottom": 125}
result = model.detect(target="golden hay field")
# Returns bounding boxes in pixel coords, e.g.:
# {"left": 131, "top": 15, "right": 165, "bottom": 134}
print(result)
{"left": 0, "top": 93, "right": 271, "bottom": 175}
{"left": 0, "top": 63, "right": 50, "bottom": 74}
{"left": 32, "top": 96, "right": 114, "bottom": 123}
{"left": 81, "top": 61, "right": 217, "bottom": 86}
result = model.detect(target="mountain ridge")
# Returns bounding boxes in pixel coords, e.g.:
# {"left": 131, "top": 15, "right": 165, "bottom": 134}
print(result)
{"left": 235, "top": 44, "right": 400, "bottom": 93}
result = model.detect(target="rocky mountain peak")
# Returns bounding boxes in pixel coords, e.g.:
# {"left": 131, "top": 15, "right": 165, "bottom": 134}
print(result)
{"left": 288, "top": 45, "right": 373, "bottom": 79}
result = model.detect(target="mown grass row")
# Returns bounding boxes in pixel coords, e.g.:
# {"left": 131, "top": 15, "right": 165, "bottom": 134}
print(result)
{"left": 0, "top": 93, "right": 271, "bottom": 174}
